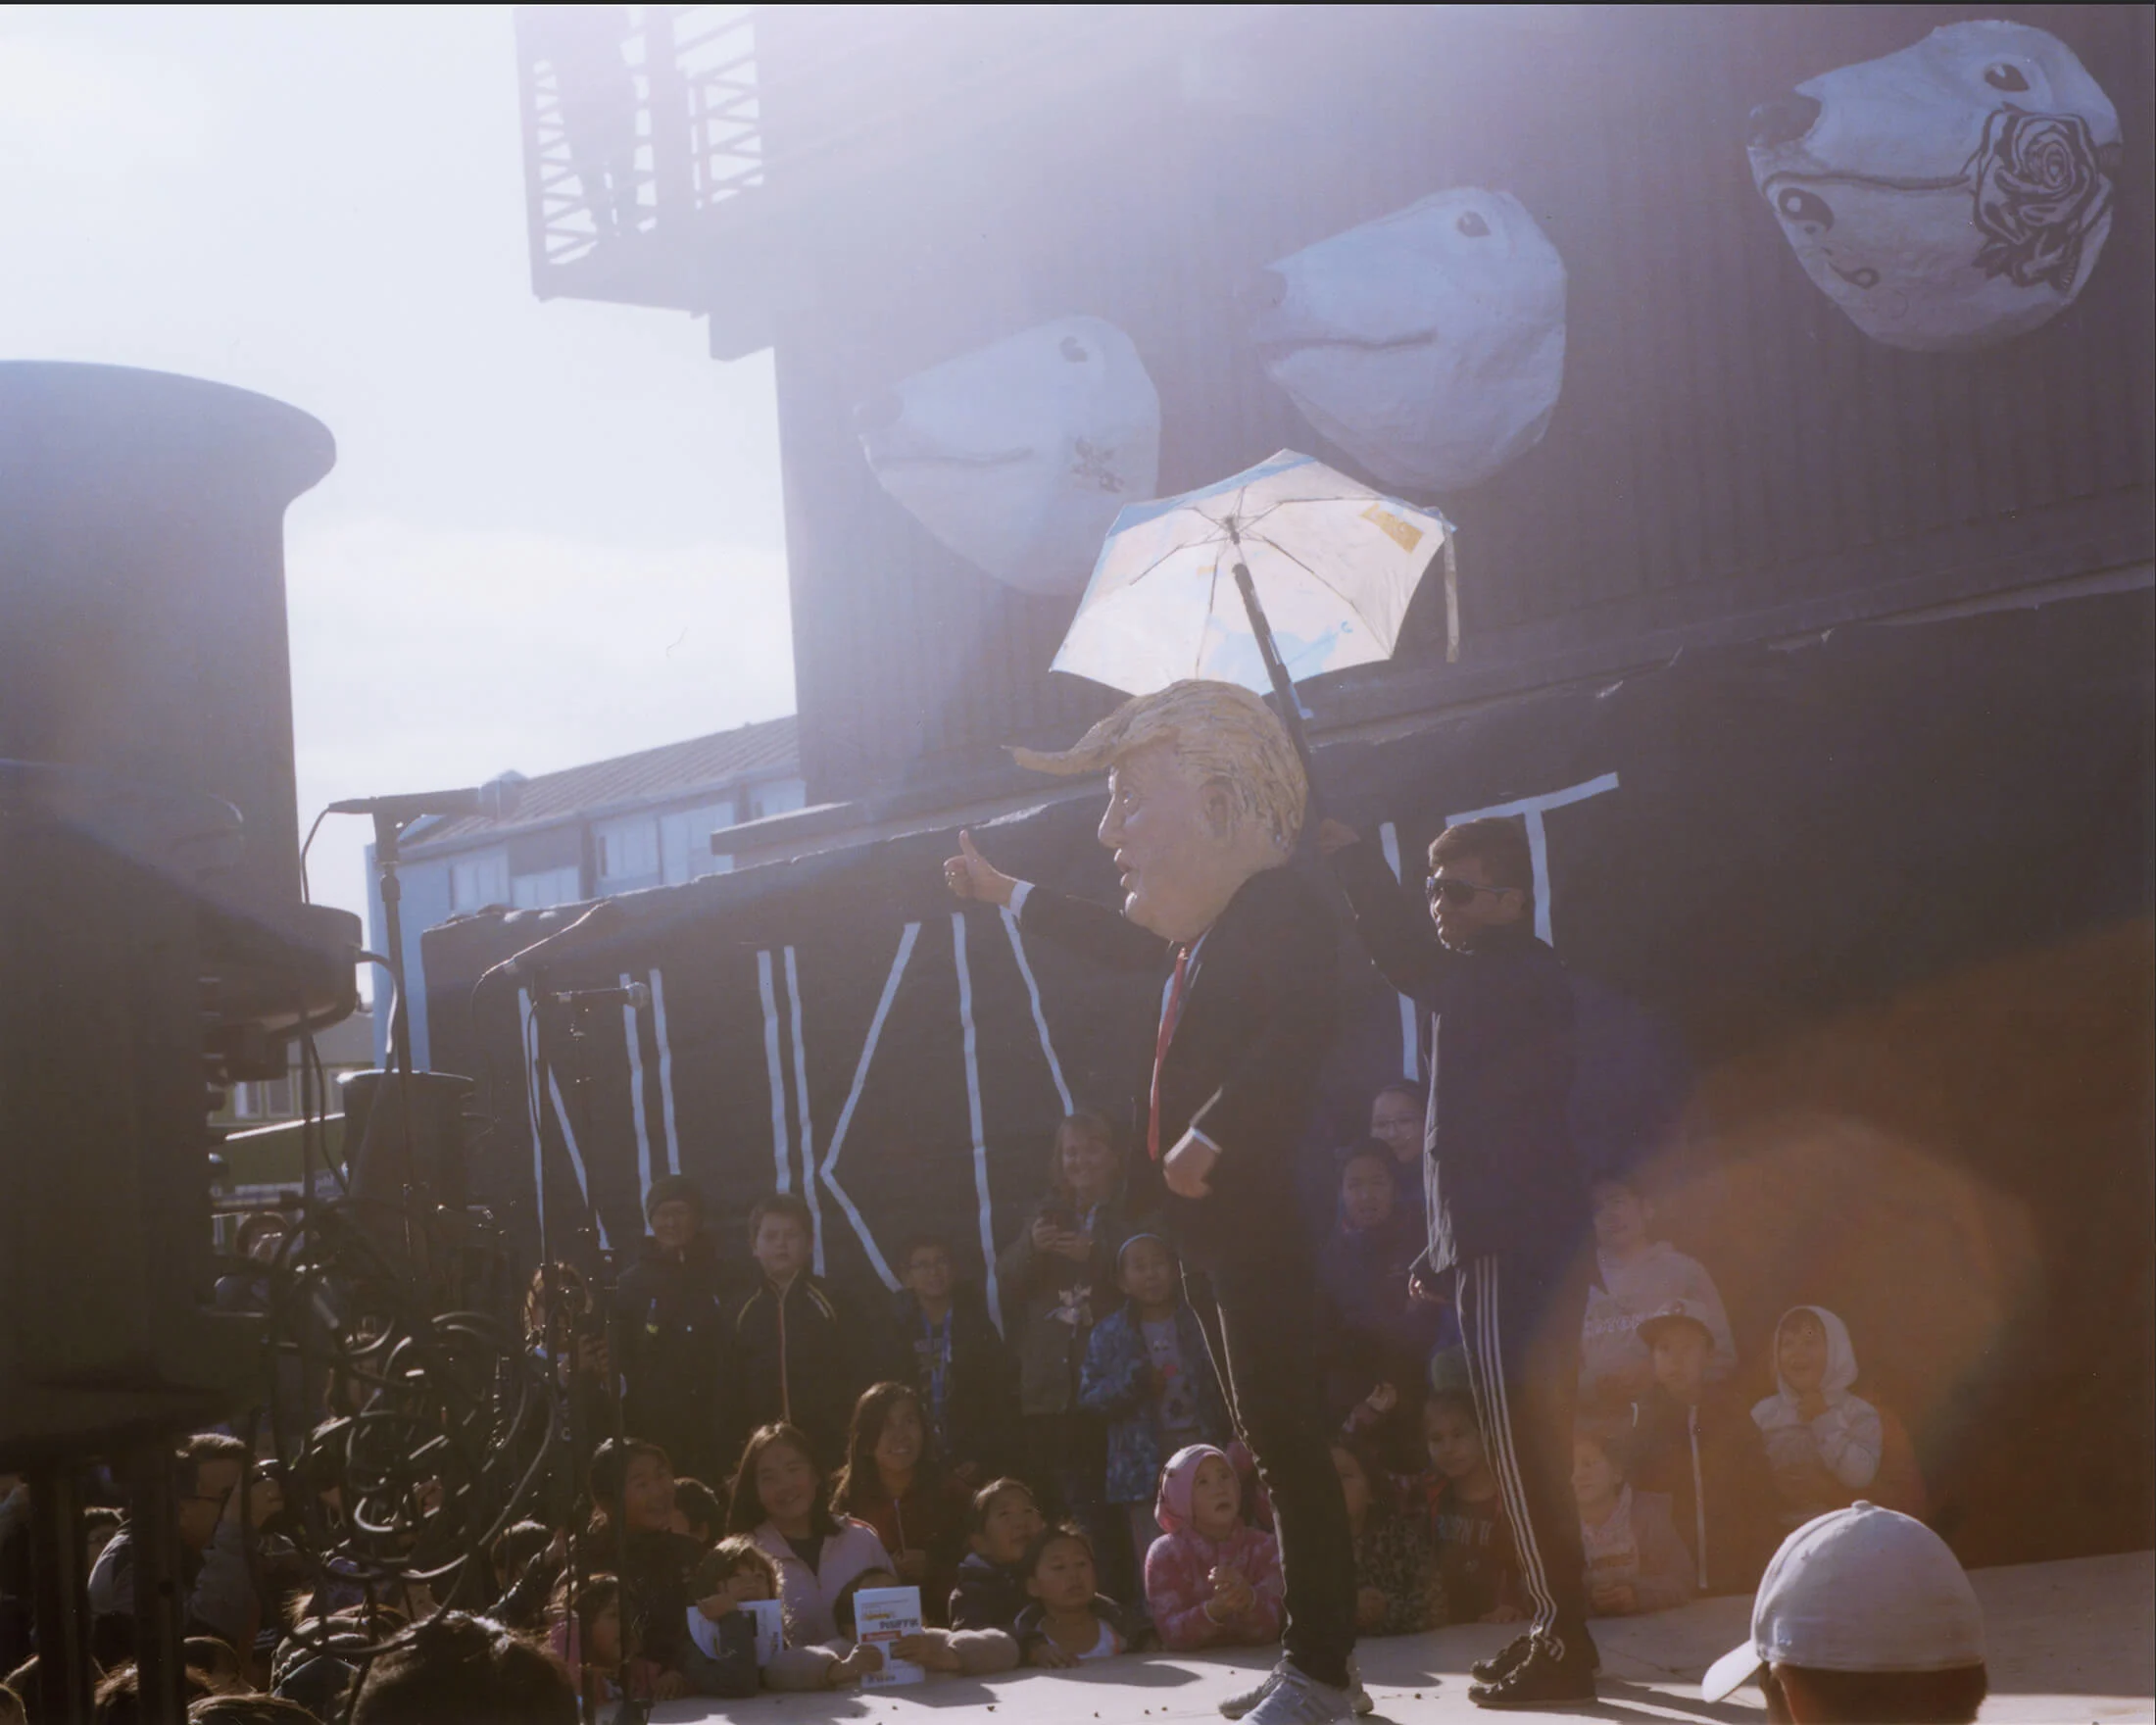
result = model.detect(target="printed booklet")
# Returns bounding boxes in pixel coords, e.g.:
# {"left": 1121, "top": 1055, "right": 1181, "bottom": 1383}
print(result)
{"left": 854, "top": 1584, "right": 925, "bottom": 1689}
{"left": 685, "top": 1598, "right": 784, "bottom": 1667}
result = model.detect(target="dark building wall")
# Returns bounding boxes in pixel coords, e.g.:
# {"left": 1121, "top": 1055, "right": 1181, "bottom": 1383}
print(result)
{"left": 750, "top": 5, "right": 2153, "bottom": 802}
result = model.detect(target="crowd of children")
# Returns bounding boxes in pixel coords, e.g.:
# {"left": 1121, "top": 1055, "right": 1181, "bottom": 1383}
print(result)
{"left": 0, "top": 1091, "right": 1938, "bottom": 1719}
{"left": 552, "top": 1103, "right": 1916, "bottom": 1694}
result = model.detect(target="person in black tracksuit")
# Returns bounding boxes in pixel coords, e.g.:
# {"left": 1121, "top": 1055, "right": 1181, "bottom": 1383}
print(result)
{"left": 613, "top": 1174, "right": 730, "bottom": 1484}
{"left": 722, "top": 1191, "right": 885, "bottom": 1472}
{"left": 947, "top": 680, "right": 1359, "bottom": 1725}
{"left": 1325, "top": 813, "right": 1596, "bottom": 1709}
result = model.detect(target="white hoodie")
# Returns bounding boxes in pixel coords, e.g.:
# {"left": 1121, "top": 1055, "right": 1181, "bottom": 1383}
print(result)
{"left": 1580, "top": 1241, "right": 1738, "bottom": 1396}
{"left": 1751, "top": 1306, "right": 1883, "bottom": 1510}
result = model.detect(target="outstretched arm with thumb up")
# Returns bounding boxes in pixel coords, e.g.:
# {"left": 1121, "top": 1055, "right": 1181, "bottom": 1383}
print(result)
{"left": 943, "top": 829, "right": 1018, "bottom": 908}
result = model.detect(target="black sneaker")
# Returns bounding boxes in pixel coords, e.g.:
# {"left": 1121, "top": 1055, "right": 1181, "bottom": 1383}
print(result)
{"left": 1467, "top": 1636, "right": 1596, "bottom": 1710}
{"left": 1468, "top": 1634, "right": 1536, "bottom": 1685}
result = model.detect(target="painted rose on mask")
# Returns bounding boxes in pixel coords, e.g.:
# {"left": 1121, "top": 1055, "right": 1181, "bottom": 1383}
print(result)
{"left": 1970, "top": 107, "right": 2112, "bottom": 294}
{"left": 1746, "top": 21, "right": 2120, "bottom": 351}
{"left": 856, "top": 317, "right": 1160, "bottom": 596}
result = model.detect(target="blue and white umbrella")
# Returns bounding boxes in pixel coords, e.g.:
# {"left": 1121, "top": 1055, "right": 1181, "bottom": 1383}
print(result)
{"left": 1051, "top": 451, "right": 1458, "bottom": 714}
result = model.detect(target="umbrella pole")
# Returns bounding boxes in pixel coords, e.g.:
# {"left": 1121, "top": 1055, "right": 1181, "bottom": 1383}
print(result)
{"left": 1230, "top": 558, "right": 1322, "bottom": 827}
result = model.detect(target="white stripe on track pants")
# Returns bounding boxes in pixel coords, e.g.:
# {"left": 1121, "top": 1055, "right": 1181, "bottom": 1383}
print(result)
{"left": 1453, "top": 1254, "right": 1591, "bottom": 1651}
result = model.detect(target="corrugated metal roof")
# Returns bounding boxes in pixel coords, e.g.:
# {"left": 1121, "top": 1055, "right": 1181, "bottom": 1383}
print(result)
{"left": 406, "top": 715, "right": 799, "bottom": 852}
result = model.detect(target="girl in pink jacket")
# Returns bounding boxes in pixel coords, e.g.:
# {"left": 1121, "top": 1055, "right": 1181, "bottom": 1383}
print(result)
{"left": 1143, "top": 1444, "right": 1285, "bottom": 1651}
{"left": 727, "top": 1423, "right": 895, "bottom": 1646}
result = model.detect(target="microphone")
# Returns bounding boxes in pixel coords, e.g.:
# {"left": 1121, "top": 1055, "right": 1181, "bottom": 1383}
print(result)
{"left": 329, "top": 777, "right": 522, "bottom": 825}
{"left": 327, "top": 787, "right": 483, "bottom": 822}
{"left": 475, "top": 899, "right": 618, "bottom": 992}
{"left": 553, "top": 982, "right": 650, "bottom": 1010}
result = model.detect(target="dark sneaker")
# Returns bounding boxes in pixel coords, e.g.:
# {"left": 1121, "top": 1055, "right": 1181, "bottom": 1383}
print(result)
{"left": 1468, "top": 1633, "right": 1536, "bottom": 1685}
{"left": 1467, "top": 1636, "right": 1596, "bottom": 1710}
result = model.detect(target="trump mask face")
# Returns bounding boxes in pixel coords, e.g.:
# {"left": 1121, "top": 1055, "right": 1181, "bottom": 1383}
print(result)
{"left": 1015, "top": 681, "right": 1305, "bottom": 946}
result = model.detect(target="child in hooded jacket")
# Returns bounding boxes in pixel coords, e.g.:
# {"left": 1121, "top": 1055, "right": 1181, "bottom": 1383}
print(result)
{"left": 1752, "top": 1306, "right": 1927, "bottom": 1529}
{"left": 1143, "top": 1445, "right": 1285, "bottom": 1651}
{"left": 997, "top": 1114, "right": 1154, "bottom": 1528}
{"left": 1626, "top": 1302, "right": 1777, "bottom": 1596}
{"left": 1078, "top": 1233, "right": 1233, "bottom": 1575}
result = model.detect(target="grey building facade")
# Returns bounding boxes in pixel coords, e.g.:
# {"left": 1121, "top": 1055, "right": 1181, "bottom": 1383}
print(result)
{"left": 365, "top": 715, "right": 802, "bottom": 1067}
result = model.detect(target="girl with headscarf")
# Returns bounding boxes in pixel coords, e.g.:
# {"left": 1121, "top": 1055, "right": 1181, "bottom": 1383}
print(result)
{"left": 1750, "top": 1306, "right": 1884, "bottom": 1527}
{"left": 1143, "top": 1445, "right": 1284, "bottom": 1651}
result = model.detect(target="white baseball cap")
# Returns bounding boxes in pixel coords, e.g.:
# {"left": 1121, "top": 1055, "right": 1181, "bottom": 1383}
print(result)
{"left": 1701, "top": 1503, "right": 1985, "bottom": 1701}
{"left": 1636, "top": 1298, "right": 1716, "bottom": 1348}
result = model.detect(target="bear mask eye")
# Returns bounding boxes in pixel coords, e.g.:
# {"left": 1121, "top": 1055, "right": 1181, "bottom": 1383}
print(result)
{"left": 1777, "top": 186, "right": 1834, "bottom": 229}
{"left": 1984, "top": 63, "right": 2030, "bottom": 92}
{"left": 1059, "top": 337, "right": 1089, "bottom": 363}
{"left": 1455, "top": 211, "right": 1491, "bottom": 238}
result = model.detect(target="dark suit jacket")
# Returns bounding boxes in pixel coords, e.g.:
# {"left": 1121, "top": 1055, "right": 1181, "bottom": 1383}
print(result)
{"left": 1017, "top": 862, "right": 1338, "bottom": 1271}
{"left": 1332, "top": 840, "right": 1586, "bottom": 1277}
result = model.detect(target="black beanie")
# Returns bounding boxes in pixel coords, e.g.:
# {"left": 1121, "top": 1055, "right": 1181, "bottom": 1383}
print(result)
{"left": 645, "top": 1174, "right": 706, "bottom": 1225}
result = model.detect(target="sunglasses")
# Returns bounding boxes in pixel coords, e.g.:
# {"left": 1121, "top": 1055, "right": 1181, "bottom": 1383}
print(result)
{"left": 1425, "top": 874, "right": 1514, "bottom": 906}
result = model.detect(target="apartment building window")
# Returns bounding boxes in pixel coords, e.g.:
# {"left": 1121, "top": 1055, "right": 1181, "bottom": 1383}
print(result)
{"left": 230, "top": 1074, "right": 295, "bottom": 1119}
{"left": 748, "top": 777, "right": 806, "bottom": 820}
{"left": 597, "top": 815, "right": 662, "bottom": 886}
{"left": 449, "top": 850, "right": 511, "bottom": 912}
{"left": 513, "top": 865, "right": 583, "bottom": 909}
{"left": 661, "top": 802, "right": 738, "bottom": 885}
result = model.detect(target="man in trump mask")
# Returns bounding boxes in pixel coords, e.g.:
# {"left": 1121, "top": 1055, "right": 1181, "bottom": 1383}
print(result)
{"left": 947, "top": 680, "right": 1359, "bottom": 1725}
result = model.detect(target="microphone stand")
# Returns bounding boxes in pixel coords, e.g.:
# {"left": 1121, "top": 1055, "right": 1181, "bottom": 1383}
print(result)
{"left": 370, "top": 811, "right": 423, "bottom": 1272}
{"left": 523, "top": 974, "right": 602, "bottom": 1717}
{"left": 370, "top": 811, "right": 416, "bottom": 1080}
{"left": 541, "top": 1253, "right": 596, "bottom": 1725}
{"left": 590, "top": 1234, "right": 641, "bottom": 1720}
{"left": 564, "top": 988, "right": 649, "bottom": 1723}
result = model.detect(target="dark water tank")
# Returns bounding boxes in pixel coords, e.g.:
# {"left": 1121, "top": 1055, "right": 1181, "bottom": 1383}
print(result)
{"left": 0, "top": 362, "right": 336, "bottom": 912}
{"left": 0, "top": 365, "right": 356, "bottom": 1457}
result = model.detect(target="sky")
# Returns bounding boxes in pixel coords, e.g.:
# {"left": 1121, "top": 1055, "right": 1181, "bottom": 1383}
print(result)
{"left": 0, "top": 4, "right": 793, "bottom": 947}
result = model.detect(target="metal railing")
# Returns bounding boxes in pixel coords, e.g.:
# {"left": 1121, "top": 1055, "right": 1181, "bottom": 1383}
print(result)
{"left": 514, "top": 6, "right": 1250, "bottom": 310}
{"left": 515, "top": 4, "right": 761, "bottom": 291}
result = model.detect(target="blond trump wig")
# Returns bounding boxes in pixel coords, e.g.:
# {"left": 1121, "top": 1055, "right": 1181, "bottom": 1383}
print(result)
{"left": 1012, "top": 680, "right": 1307, "bottom": 852}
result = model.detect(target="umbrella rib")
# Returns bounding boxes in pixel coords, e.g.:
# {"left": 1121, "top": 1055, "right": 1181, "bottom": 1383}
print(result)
{"left": 1198, "top": 558, "right": 1220, "bottom": 678}
{"left": 1118, "top": 522, "right": 1229, "bottom": 590}
{"left": 1248, "top": 531, "right": 1377, "bottom": 622}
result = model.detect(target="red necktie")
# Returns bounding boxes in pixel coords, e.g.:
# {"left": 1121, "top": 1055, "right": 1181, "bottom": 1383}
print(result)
{"left": 1148, "top": 944, "right": 1192, "bottom": 1162}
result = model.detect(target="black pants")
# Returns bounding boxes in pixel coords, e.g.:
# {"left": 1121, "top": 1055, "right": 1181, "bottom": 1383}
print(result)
{"left": 1190, "top": 1243, "right": 1357, "bottom": 1690}
{"left": 1453, "top": 1255, "right": 1590, "bottom": 1651}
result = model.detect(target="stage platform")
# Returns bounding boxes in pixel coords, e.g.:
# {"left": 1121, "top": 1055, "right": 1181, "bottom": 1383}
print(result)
{"left": 646, "top": 1550, "right": 2153, "bottom": 1723}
